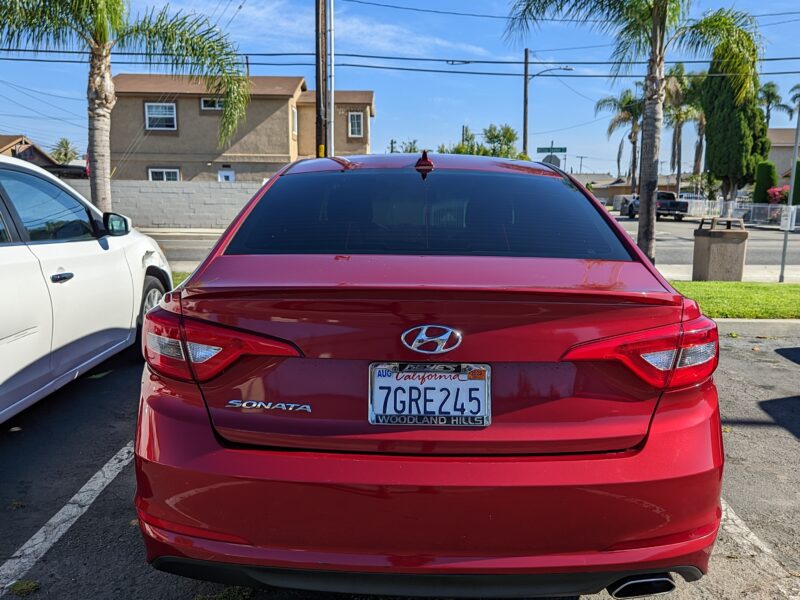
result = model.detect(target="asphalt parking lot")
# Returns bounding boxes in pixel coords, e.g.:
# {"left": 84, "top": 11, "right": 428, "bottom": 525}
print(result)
{"left": 1, "top": 333, "right": 799, "bottom": 600}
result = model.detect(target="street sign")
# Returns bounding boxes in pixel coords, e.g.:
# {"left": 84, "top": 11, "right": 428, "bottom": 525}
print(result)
{"left": 537, "top": 146, "right": 566, "bottom": 153}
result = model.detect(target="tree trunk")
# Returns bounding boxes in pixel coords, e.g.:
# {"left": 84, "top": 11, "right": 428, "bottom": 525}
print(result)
{"left": 87, "top": 44, "right": 116, "bottom": 213}
{"left": 638, "top": 46, "right": 666, "bottom": 262}
{"left": 675, "top": 122, "right": 682, "bottom": 196}
{"left": 693, "top": 118, "right": 705, "bottom": 176}
{"left": 629, "top": 128, "right": 639, "bottom": 194}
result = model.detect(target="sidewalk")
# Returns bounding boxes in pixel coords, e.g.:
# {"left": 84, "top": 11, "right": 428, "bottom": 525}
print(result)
{"left": 657, "top": 264, "right": 800, "bottom": 283}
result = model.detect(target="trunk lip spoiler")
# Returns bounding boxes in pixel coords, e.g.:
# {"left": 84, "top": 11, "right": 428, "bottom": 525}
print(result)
{"left": 180, "top": 285, "right": 682, "bottom": 307}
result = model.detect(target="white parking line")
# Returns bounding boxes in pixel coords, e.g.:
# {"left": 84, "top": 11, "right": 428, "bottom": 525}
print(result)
{"left": 720, "top": 498, "right": 800, "bottom": 599}
{"left": 0, "top": 441, "right": 134, "bottom": 597}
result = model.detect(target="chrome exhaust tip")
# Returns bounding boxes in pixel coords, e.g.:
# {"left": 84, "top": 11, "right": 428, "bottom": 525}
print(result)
{"left": 607, "top": 573, "right": 676, "bottom": 598}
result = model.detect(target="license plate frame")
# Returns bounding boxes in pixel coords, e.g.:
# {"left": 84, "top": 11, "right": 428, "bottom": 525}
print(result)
{"left": 368, "top": 362, "right": 491, "bottom": 427}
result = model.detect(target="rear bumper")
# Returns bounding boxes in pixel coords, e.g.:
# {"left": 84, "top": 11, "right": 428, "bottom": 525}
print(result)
{"left": 135, "top": 371, "right": 723, "bottom": 594}
{"left": 151, "top": 556, "right": 702, "bottom": 597}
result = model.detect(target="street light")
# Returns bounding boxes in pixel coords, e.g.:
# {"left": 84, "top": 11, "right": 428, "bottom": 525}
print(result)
{"left": 522, "top": 49, "right": 573, "bottom": 157}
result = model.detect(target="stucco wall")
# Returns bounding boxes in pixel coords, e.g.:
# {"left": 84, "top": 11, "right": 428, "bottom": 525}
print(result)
{"left": 110, "top": 94, "right": 295, "bottom": 181}
{"left": 69, "top": 180, "right": 262, "bottom": 229}
{"left": 769, "top": 146, "right": 795, "bottom": 184}
{"left": 297, "top": 103, "right": 372, "bottom": 157}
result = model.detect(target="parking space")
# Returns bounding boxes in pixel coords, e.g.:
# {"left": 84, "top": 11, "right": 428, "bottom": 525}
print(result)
{"left": 1, "top": 335, "right": 799, "bottom": 599}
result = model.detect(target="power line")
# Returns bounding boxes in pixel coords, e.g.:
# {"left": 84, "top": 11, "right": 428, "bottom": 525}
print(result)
{"left": 340, "top": 1, "right": 800, "bottom": 22}
{"left": 3, "top": 47, "right": 800, "bottom": 67}
{"left": 0, "top": 79, "right": 84, "bottom": 102}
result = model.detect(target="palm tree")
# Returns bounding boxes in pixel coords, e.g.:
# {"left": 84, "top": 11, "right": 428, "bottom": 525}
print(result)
{"left": 684, "top": 72, "right": 707, "bottom": 177}
{"left": 664, "top": 63, "right": 696, "bottom": 195}
{"left": 1, "top": 1, "right": 249, "bottom": 213}
{"left": 758, "top": 82, "right": 794, "bottom": 128}
{"left": 508, "top": 2, "right": 760, "bottom": 262}
{"left": 595, "top": 88, "right": 644, "bottom": 194}
{"left": 51, "top": 138, "right": 79, "bottom": 165}
{"left": 791, "top": 84, "right": 800, "bottom": 108}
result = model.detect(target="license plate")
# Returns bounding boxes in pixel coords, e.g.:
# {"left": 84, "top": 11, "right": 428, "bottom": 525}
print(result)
{"left": 369, "top": 363, "right": 491, "bottom": 426}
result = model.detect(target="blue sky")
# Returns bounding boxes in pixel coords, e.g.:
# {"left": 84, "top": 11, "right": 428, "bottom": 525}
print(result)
{"left": 2, "top": 0, "right": 799, "bottom": 176}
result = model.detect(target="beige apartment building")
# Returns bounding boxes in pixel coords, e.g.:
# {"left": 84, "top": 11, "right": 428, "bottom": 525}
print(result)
{"left": 110, "top": 74, "right": 375, "bottom": 182}
{"left": 767, "top": 128, "right": 797, "bottom": 185}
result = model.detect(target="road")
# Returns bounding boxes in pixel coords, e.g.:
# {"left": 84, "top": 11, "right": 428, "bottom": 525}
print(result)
{"left": 145, "top": 218, "right": 800, "bottom": 273}
{"left": 1, "top": 334, "right": 798, "bottom": 599}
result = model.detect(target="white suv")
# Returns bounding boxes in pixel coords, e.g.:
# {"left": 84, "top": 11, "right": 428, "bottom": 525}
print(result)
{"left": 0, "top": 155, "right": 172, "bottom": 423}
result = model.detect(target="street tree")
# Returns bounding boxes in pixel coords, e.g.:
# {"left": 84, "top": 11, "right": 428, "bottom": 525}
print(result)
{"left": 684, "top": 72, "right": 707, "bottom": 176}
{"left": 594, "top": 88, "right": 644, "bottom": 194}
{"left": 665, "top": 63, "right": 696, "bottom": 195}
{"left": 758, "top": 82, "right": 793, "bottom": 128}
{"left": 753, "top": 160, "right": 778, "bottom": 203}
{"left": 483, "top": 124, "right": 519, "bottom": 158}
{"left": 703, "top": 50, "right": 770, "bottom": 202}
{"left": 508, "top": 1, "right": 760, "bottom": 262}
{"left": 0, "top": 0, "right": 249, "bottom": 212}
{"left": 400, "top": 139, "right": 419, "bottom": 153}
{"left": 51, "top": 138, "right": 79, "bottom": 165}
{"left": 791, "top": 84, "right": 800, "bottom": 108}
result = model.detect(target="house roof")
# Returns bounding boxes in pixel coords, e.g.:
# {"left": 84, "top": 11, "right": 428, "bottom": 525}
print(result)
{"left": 768, "top": 128, "right": 797, "bottom": 147}
{"left": 0, "top": 134, "right": 57, "bottom": 165}
{"left": 298, "top": 90, "right": 375, "bottom": 114}
{"left": 0, "top": 134, "right": 25, "bottom": 153}
{"left": 113, "top": 74, "right": 307, "bottom": 97}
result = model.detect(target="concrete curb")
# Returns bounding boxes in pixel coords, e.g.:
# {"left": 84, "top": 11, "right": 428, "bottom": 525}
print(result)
{"left": 715, "top": 318, "right": 800, "bottom": 337}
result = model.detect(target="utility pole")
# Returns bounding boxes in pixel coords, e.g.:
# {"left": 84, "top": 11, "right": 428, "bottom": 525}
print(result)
{"left": 522, "top": 48, "right": 529, "bottom": 157}
{"left": 315, "top": 0, "right": 328, "bottom": 157}
{"left": 389, "top": 139, "right": 396, "bottom": 153}
{"left": 523, "top": 61, "right": 573, "bottom": 159}
{"left": 779, "top": 107, "right": 800, "bottom": 282}
{"left": 577, "top": 155, "right": 587, "bottom": 173}
{"left": 328, "top": 0, "right": 335, "bottom": 156}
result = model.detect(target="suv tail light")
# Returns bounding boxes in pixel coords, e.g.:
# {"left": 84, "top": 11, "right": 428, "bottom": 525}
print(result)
{"left": 143, "top": 305, "right": 300, "bottom": 382}
{"left": 561, "top": 316, "right": 718, "bottom": 390}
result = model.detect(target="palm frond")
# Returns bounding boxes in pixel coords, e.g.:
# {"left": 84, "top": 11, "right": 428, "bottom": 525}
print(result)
{"left": 671, "top": 8, "right": 761, "bottom": 104}
{"left": 0, "top": 0, "right": 86, "bottom": 49}
{"left": 505, "top": 0, "right": 631, "bottom": 40}
{"left": 118, "top": 8, "right": 249, "bottom": 145}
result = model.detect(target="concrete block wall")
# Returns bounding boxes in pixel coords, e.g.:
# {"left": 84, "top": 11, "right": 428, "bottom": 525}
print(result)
{"left": 68, "top": 180, "right": 263, "bottom": 229}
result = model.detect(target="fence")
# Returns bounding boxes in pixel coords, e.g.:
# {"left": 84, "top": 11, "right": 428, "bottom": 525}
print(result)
{"left": 67, "top": 180, "right": 263, "bottom": 229}
{"left": 612, "top": 195, "right": 797, "bottom": 229}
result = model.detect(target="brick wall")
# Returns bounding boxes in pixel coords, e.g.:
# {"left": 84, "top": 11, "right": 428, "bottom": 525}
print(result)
{"left": 68, "top": 180, "right": 263, "bottom": 228}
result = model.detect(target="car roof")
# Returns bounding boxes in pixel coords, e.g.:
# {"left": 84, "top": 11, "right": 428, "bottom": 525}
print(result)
{"left": 286, "top": 153, "right": 564, "bottom": 178}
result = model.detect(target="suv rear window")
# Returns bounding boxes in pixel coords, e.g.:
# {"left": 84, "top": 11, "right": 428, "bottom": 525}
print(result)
{"left": 226, "top": 170, "right": 632, "bottom": 260}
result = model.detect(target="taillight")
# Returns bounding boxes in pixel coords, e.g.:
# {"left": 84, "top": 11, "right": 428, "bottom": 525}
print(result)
{"left": 561, "top": 316, "right": 718, "bottom": 390}
{"left": 142, "top": 305, "right": 300, "bottom": 382}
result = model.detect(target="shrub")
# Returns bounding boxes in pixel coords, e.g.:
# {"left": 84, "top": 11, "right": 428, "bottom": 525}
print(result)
{"left": 767, "top": 185, "right": 789, "bottom": 204}
{"left": 753, "top": 160, "right": 778, "bottom": 203}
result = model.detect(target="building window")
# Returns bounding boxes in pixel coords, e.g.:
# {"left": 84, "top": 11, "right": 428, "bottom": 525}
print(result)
{"left": 200, "top": 97, "right": 225, "bottom": 111}
{"left": 348, "top": 111, "right": 363, "bottom": 138}
{"left": 292, "top": 106, "right": 298, "bottom": 136}
{"left": 217, "top": 169, "right": 236, "bottom": 183}
{"left": 145, "top": 102, "right": 177, "bottom": 130}
{"left": 148, "top": 168, "right": 181, "bottom": 182}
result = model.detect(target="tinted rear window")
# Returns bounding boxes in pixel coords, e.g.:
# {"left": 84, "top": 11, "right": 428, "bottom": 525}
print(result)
{"left": 226, "top": 170, "right": 632, "bottom": 260}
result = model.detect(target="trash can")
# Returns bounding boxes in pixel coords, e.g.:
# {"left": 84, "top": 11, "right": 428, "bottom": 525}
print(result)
{"left": 692, "top": 217, "right": 749, "bottom": 281}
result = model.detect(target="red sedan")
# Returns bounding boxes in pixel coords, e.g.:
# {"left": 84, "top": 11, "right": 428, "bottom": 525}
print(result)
{"left": 135, "top": 153, "right": 721, "bottom": 599}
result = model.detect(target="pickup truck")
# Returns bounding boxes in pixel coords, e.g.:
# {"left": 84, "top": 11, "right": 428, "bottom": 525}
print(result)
{"left": 626, "top": 191, "right": 689, "bottom": 221}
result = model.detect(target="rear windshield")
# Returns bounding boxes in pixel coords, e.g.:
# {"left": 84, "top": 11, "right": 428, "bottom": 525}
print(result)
{"left": 226, "top": 170, "right": 632, "bottom": 260}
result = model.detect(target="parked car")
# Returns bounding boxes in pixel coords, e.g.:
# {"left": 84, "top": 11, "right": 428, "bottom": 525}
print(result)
{"left": 136, "top": 154, "right": 721, "bottom": 600}
{"left": 0, "top": 156, "right": 172, "bottom": 423}
{"left": 627, "top": 191, "right": 689, "bottom": 220}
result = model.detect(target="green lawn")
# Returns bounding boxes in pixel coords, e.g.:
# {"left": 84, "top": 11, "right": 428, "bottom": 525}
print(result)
{"left": 172, "top": 272, "right": 798, "bottom": 319}
{"left": 670, "top": 281, "right": 800, "bottom": 319}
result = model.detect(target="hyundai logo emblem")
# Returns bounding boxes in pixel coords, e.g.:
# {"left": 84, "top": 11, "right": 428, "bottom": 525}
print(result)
{"left": 401, "top": 325, "right": 462, "bottom": 354}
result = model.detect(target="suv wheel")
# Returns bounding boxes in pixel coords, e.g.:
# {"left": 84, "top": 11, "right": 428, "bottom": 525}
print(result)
{"left": 628, "top": 205, "right": 636, "bottom": 219}
{"left": 131, "top": 275, "right": 166, "bottom": 360}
